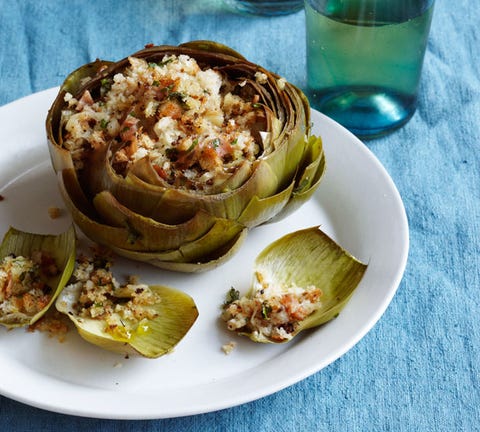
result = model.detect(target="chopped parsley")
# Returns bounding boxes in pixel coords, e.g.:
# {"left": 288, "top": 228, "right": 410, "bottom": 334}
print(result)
{"left": 100, "top": 78, "right": 113, "bottom": 97}
{"left": 159, "top": 58, "right": 174, "bottom": 67}
{"left": 224, "top": 287, "right": 240, "bottom": 306}
{"left": 100, "top": 77, "right": 112, "bottom": 89}
{"left": 261, "top": 301, "right": 272, "bottom": 319}
{"left": 187, "top": 139, "right": 198, "bottom": 153}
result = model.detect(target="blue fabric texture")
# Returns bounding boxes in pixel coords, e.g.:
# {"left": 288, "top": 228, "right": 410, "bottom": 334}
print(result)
{"left": 0, "top": 0, "right": 479, "bottom": 430}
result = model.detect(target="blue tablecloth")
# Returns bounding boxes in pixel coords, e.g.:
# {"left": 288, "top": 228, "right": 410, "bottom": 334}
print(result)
{"left": 0, "top": 1, "right": 479, "bottom": 430}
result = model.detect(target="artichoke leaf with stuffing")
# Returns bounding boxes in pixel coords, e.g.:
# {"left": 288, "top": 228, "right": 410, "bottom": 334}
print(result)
{"left": 222, "top": 227, "right": 368, "bottom": 343}
{"left": 0, "top": 226, "right": 76, "bottom": 328}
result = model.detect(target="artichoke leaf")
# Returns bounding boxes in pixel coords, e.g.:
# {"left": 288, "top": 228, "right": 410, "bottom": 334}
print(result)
{"left": 60, "top": 171, "right": 230, "bottom": 253}
{"left": 56, "top": 283, "right": 198, "bottom": 358}
{"left": 242, "top": 136, "right": 325, "bottom": 226}
{"left": 222, "top": 227, "right": 367, "bottom": 343}
{"left": 293, "top": 135, "right": 326, "bottom": 194}
{"left": 194, "top": 160, "right": 280, "bottom": 220}
{"left": 59, "top": 168, "right": 99, "bottom": 219}
{"left": 46, "top": 60, "right": 114, "bottom": 172}
{"left": 177, "top": 219, "right": 245, "bottom": 262}
{"left": 110, "top": 227, "right": 248, "bottom": 273}
{"left": 93, "top": 191, "right": 216, "bottom": 251}
{"left": 237, "top": 181, "right": 295, "bottom": 227}
{"left": 259, "top": 128, "right": 308, "bottom": 189}
{"left": 0, "top": 226, "right": 76, "bottom": 328}
{"left": 109, "top": 219, "right": 245, "bottom": 264}
{"left": 119, "top": 158, "right": 281, "bottom": 222}
{"left": 267, "top": 135, "right": 326, "bottom": 223}
{"left": 128, "top": 156, "right": 170, "bottom": 187}
{"left": 129, "top": 155, "right": 253, "bottom": 195}
{"left": 59, "top": 60, "right": 115, "bottom": 96}
{"left": 59, "top": 169, "right": 148, "bottom": 250}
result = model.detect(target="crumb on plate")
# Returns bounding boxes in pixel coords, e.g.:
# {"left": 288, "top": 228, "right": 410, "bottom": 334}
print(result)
{"left": 27, "top": 310, "right": 71, "bottom": 342}
{"left": 48, "top": 206, "right": 62, "bottom": 219}
{"left": 221, "top": 341, "right": 237, "bottom": 355}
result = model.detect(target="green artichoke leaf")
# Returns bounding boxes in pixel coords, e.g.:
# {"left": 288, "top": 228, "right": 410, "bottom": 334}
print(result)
{"left": 46, "top": 60, "right": 114, "bottom": 172}
{"left": 109, "top": 219, "right": 245, "bottom": 264}
{"left": 179, "top": 40, "right": 247, "bottom": 60}
{"left": 129, "top": 155, "right": 253, "bottom": 195}
{"left": 56, "top": 283, "right": 198, "bottom": 358}
{"left": 122, "top": 174, "right": 197, "bottom": 224}
{"left": 237, "top": 181, "right": 295, "bottom": 227}
{"left": 109, "top": 227, "right": 248, "bottom": 273}
{"left": 268, "top": 135, "right": 326, "bottom": 223}
{"left": 0, "top": 226, "right": 76, "bottom": 328}
{"left": 221, "top": 227, "right": 367, "bottom": 343}
{"left": 96, "top": 189, "right": 245, "bottom": 260}
{"left": 59, "top": 168, "right": 98, "bottom": 219}
{"left": 117, "top": 157, "right": 281, "bottom": 223}
{"left": 59, "top": 169, "right": 243, "bottom": 263}
{"left": 293, "top": 135, "right": 326, "bottom": 194}
{"left": 59, "top": 166, "right": 247, "bottom": 271}
{"left": 259, "top": 127, "right": 308, "bottom": 190}
{"left": 59, "top": 168, "right": 147, "bottom": 250}
{"left": 93, "top": 191, "right": 216, "bottom": 251}
{"left": 125, "top": 156, "right": 168, "bottom": 187}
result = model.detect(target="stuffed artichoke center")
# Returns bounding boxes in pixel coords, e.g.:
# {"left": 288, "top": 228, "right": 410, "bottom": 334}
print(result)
{"left": 60, "top": 54, "right": 266, "bottom": 193}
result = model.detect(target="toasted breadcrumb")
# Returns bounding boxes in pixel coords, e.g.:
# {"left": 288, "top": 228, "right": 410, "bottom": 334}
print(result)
{"left": 28, "top": 310, "right": 71, "bottom": 342}
{"left": 0, "top": 252, "right": 60, "bottom": 320}
{"left": 222, "top": 271, "right": 323, "bottom": 342}
{"left": 48, "top": 206, "right": 62, "bottom": 219}
{"left": 61, "top": 54, "right": 264, "bottom": 193}
{"left": 221, "top": 341, "right": 237, "bottom": 355}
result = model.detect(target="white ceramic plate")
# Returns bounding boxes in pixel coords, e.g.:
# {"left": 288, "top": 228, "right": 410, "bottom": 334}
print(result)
{"left": 0, "top": 88, "right": 408, "bottom": 419}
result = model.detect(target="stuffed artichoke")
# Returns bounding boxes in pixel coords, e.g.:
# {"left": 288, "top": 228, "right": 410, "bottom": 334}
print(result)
{"left": 222, "top": 227, "right": 367, "bottom": 343}
{"left": 46, "top": 41, "right": 325, "bottom": 272}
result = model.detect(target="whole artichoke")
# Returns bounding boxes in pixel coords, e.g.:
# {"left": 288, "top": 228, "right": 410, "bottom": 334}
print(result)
{"left": 46, "top": 41, "right": 325, "bottom": 272}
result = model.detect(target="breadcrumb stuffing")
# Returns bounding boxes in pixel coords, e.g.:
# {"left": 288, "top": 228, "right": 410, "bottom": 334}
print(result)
{"left": 0, "top": 251, "right": 59, "bottom": 321}
{"left": 61, "top": 54, "right": 266, "bottom": 193}
{"left": 28, "top": 310, "right": 71, "bottom": 342}
{"left": 222, "top": 272, "right": 323, "bottom": 342}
